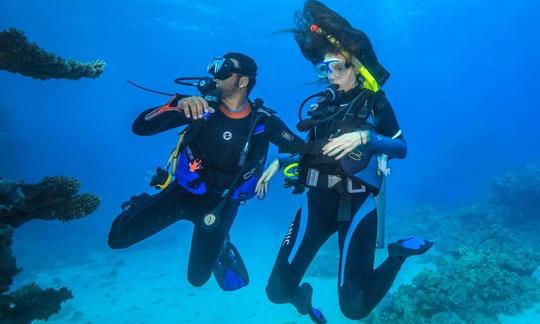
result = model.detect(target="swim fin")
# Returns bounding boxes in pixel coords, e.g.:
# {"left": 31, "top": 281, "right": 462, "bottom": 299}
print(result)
{"left": 213, "top": 240, "right": 249, "bottom": 291}
{"left": 388, "top": 237, "right": 433, "bottom": 258}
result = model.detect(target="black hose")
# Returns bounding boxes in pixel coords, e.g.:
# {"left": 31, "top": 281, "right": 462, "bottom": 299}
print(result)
{"left": 126, "top": 79, "right": 175, "bottom": 96}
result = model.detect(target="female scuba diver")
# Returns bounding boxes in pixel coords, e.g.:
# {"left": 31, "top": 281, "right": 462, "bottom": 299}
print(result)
{"left": 257, "top": 1, "right": 433, "bottom": 322}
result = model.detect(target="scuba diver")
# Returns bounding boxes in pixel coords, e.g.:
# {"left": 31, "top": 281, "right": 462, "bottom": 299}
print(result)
{"left": 259, "top": 1, "right": 433, "bottom": 322}
{"left": 108, "top": 52, "right": 307, "bottom": 292}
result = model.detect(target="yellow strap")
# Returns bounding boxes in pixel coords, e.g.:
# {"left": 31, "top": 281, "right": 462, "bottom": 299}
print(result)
{"left": 170, "top": 131, "right": 186, "bottom": 175}
{"left": 283, "top": 162, "right": 299, "bottom": 177}
{"left": 154, "top": 173, "right": 172, "bottom": 190}
{"left": 155, "top": 130, "right": 186, "bottom": 191}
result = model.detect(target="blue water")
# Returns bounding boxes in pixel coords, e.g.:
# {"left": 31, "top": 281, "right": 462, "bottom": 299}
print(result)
{"left": 1, "top": 0, "right": 540, "bottom": 323}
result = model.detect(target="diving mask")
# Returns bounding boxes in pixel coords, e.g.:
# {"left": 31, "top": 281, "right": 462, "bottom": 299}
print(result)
{"left": 207, "top": 57, "right": 243, "bottom": 80}
{"left": 314, "top": 59, "right": 352, "bottom": 79}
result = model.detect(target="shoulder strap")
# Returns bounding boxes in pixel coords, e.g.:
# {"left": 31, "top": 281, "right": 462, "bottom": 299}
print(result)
{"left": 237, "top": 100, "right": 269, "bottom": 167}
{"left": 252, "top": 97, "right": 276, "bottom": 117}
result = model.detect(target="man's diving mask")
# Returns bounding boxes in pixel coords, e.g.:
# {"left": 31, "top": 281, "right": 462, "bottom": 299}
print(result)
{"left": 314, "top": 59, "right": 352, "bottom": 79}
{"left": 207, "top": 57, "right": 243, "bottom": 80}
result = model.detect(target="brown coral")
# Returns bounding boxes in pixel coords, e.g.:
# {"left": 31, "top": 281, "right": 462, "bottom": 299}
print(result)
{"left": 0, "top": 28, "right": 105, "bottom": 80}
{"left": 0, "top": 176, "right": 98, "bottom": 323}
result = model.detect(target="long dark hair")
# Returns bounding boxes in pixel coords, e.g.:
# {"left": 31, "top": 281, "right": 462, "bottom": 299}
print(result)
{"left": 293, "top": 1, "right": 389, "bottom": 85}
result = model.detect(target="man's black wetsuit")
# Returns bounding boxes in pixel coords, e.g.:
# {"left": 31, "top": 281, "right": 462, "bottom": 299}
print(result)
{"left": 265, "top": 87, "right": 408, "bottom": 319}
{"left": 108, "top": 100, "right": 305, "bottom": 287}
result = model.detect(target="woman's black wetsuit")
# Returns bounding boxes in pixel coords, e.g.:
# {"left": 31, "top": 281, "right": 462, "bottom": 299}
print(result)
{"left": 266, "top": 86, "right": 407, "bottom": 319}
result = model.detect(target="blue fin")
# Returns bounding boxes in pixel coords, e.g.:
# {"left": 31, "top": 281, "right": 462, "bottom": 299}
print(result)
{"left": 213, "top": 241, "right": 249, "bottom": 291}
{"left": 309, "top": 307, "right": 327, "bottom": 324}
{"left": 388, "top": 237, "right": 433, "bottom": 258}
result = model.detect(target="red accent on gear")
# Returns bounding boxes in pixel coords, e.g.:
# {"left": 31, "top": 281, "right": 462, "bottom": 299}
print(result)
{"left": 189, "top": 159, "right": 202, "bottom": 173}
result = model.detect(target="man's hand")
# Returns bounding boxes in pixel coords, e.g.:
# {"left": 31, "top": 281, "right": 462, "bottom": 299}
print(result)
{"left": 322, "top": 130, "right": 370, "bottom": 160}
{"left": 176, "top": 96, "right": 215, "bottom": 120}
{"left": 255, "top": 159, "right": 280, "bottom": 198}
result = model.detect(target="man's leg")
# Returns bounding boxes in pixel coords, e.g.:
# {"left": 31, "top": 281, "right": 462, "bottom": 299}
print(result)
{"left": 187, "top": 198, "right": 241, "bottom": 287}
{"left": 108, "top": 184, "right": 191, "bottom": 249}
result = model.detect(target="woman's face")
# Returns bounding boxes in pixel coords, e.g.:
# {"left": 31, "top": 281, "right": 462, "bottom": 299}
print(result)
{"left": 322, "top": 52, "right": 357, "bottom": 92}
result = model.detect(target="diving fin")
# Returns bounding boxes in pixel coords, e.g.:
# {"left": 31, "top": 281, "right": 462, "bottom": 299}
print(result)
{"left": 388, "top": 237, "right": 433, "bottom": 258}
{"left": 213, "top": 240, "right": 249, "bottom": 291}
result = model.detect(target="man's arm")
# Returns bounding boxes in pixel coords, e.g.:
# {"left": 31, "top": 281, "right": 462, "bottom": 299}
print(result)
{"left": 265, "top": 115, "right": 309, "bottom": 154}
{"left": 132, "top": 107, "right": 189, "bottom": 136}
{"left": 132, "top": 95, "right": 216, "bottom": 136}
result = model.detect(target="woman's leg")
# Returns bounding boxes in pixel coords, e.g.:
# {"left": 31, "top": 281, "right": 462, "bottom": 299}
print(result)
{"left": 266, "top": 189, "right": 338, "bottom": 320}
{"left": 337, "top": 192, "right": 404, "bottom": 320}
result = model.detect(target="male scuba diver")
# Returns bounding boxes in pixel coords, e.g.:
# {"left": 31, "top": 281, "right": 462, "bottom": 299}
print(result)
{"left": 108, "top": 52, "right": 307, "bottom": 291}
{"left": 258, "top": 1, "right": 433, "bottom": 322}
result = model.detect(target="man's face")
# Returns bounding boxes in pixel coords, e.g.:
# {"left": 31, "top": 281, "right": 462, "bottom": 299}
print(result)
{"left": 214, "top": 58, "right": 249, "bottom": 96}
{"left": 215, "top": 71, "right": 240, "bottom": 96}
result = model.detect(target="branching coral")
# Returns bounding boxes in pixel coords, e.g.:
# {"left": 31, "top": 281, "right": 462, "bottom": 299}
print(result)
{"left": 0, "top": 283, "right": 73, "bottom": 324}
{"left": 0, "top": 176, "right": 98, "bottom": 323}
{"left": 2, "top": 176, "right": 100, "bottom": 227}
{"left": 0, "top": 28, "right": 105, "bottom": 80}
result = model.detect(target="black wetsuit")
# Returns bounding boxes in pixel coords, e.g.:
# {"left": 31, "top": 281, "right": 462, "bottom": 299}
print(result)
{"left": 108, "top": 99, "right": 305, "bottom": 287}
{"left": 266, "top": 87, "right": 407, "bottom": 319}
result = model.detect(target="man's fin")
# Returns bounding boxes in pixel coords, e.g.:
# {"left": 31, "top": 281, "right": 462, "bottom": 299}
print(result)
{"left": 213, "top": 240, "right": 249, "bottom": 291}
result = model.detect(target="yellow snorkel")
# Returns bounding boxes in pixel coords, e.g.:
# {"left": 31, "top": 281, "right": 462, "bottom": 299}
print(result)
{"left": 310, "top": 24, "right": 380, "bottom": 93}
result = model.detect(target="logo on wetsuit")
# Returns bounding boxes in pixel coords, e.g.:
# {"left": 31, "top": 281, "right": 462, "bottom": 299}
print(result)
{"left": 243, "top": 168, "right": 255, "bottom": 180}
{"left": 204, "top": 213, "right": 216, "bottom": 226}
{"left": 223, "top": 131, "right": 232, "bottom": 141}
{"left": 282, "top": 220, "right": 296, "bottom": 246}
{"left": 281, "top": 131, "right": 294, "bottom": 142}
{"left": 348, "top": 150, "right": 363, "bottom": 161}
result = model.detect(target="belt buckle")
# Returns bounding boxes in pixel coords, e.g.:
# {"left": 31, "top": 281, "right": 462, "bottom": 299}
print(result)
{"left": 347, "top": 178, "right": 366, "bottom": 193}
{"left": 306, "top": 168, "right": 320, "bottom": 187}
{"left": 328, "top": 175, "right": 341, "bottom": 188}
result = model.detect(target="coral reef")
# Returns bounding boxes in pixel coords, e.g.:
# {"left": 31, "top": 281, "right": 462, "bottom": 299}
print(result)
{"left": 0, "top": 284, "right": 73, "bottom": 324}
{"left": 490, "top": 162, "right": 540, "bottom": 222}
{"left": 0, "top": 176, "right": 99, "bottom": 324}
{"left": 370, "top": 226, "right": 540, "bottom": 323}
{"left": 367, "top": 162, "right": 540, "bottom": 323}
{"left": 1, "top": 176, "right": 99, "bottom": 228}
{"left": 0, "top": 28, "right": 105, "bottom": 80}
{"left": 0, "top": 224, "right": 19, "bottom": 295}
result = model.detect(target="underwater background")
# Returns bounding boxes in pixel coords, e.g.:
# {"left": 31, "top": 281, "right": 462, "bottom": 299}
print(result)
{"left": 1, "top": 0, "right": 539, "bottom": 323}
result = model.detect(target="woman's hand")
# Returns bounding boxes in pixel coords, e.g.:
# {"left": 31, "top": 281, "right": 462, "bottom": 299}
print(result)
{"left": 322, "top": 130, "right": 370, "bottom": 160}
{"left": 255, "top": 159, "right": 280, "bottom": 198}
